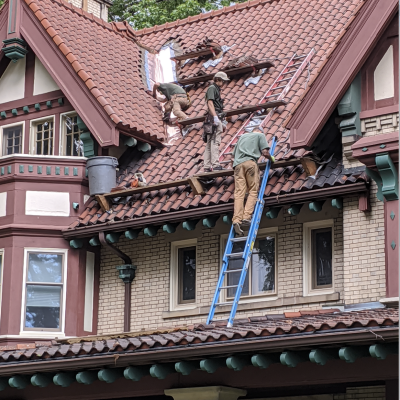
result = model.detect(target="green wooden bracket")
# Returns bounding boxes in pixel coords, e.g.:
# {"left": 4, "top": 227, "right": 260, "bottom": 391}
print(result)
{"left": 163, "top": 223, "right": 179, "bottom": 234}
{"left": 182, "top": 219, "right": 199, "bottom": 231}
{"left": 376, "top": 153, "right": 399, "bottom": 201}
{"left": 125, "top": 229, "right": 141, "bottom": 239}
{"left": 7, "top": 166, "right": 11, "bottom": 174}
{"left": 55, "top": 166, "right": 60, "bottom": 175}
{"left": 73, "top": 167, "right": 78, "bottom": 176}
{"left": 203, "top": 216, "right": 219, "bottom": 228}
{"left": 137, "top": 142, "right": 151, "bottom": 152}
{"left": 76, "top": 116, "right": 87, "bottom": 131}
{"left": 46, "top": 100, "right": 52, "bottom": 108}
{"left": 226, "top": 356, "right": 251, "bottom": 371}
{"left": 89, "top": 236, "right": 100, "bottom": 246}
{"left": 0, "top": 378, "right": 7, "bottom": 391}
{"left": 366, "top": 167, "right": 383, "bottom": 201}
{"left": 266, "top": 207, "right": 281, "bottom": 219}
{"left": 11, "top": 108, "right": 17, "bottom": 116}
{"left": 369, "top": 343, "right": 398, "bottom": 360}
{"left": 0, "top": 112, "right": 6, "bottom": 119}
{"left": 122, "top": 136, "right": 137, "bottom": 147}
{"left": 76, "top": 370, "right": 98, "bottom": 385}
{"left": 98, "top": 368, "right": 124, "bottom": 383}
{"left": 28, "top": 165, "right": 33, "bottom": 173}
{"left": 80, "top": 132, "right": 96, "bottom": 158}
{"left": 287, "top": 204, "right": 302, "bottom": 216}
{"left": 72, "top": 202, "right": 79, "bottom": 210}
{"left": 124, "top": 366, "right": 149, "bottom": 381}
{"left": 331, "top": 198, "right": 343, "bottom": 209}
{"left": 144, "top": 226, "right": 159, "bottom": 237}
{"left": 390, "top": 211, "right": 395, "bottom": 220}
{"left": 391, "top": 241, "right": 396, "bottom": 250}
{"left": 199, "top": 358, "right": 226, "bottom": 373}
{"left": 309, "top": 348, "right": 339, "bottom": 366}
{"left": 106, "top": 232, "right": 123, "bottom": 244}
{"left": 64, "top": 167, "right": 69, "bottom": 175}
{"left": 339, "top": 346, "right": 369, "bottom": 363}
{"left": 46, "top": 166, "right": 51, "bottom": 175}
{"left": 0, "top": 167, "right": 4, "bottom": 175}
{"left": 34, "top": 103, "right": 41, "bottom": 111}
{"left": 175, "top": 361, "right": 198, "bottom": 375}
{"left": 69, "top": 239, "right": 83, "bottom": 249}
{"left": 251, "top": 353, "right": 280, "bottom": 369}
{"left": 149, "top": 364, "right": 175, "bottom": 379}
{"left": 23, "top": 106, "right": 29, "bottom": 113}
{"left": 19, "top": 165, "right": 24, "bottom": 173}
{"left": 9, "top": 375, "right": 29, "bottom": 389}
{"left": 31, "top": 373, "right": 51, "bottom": 388}
{"left": 58, "top": 98, "right": 64, "bottom": 105}
{"left": 309, "top": 201, "right": 325, "bottom": 212}
{"left": 280, "top": 351, "right": 308, "bottom": 367}
{"left": 53, "top": 372, "right": 75, "bottom": 387}
{"left": 222, "top": 214, "right": 233, "bottom": 225}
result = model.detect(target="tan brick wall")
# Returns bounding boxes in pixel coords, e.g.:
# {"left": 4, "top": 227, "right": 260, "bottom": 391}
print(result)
{"left": 342, "top": 182, "right": 386, "bottom": 304}
{"left": 87, "top": 0, "right": 101, "bottom": 17}
{"left": 68, "top": 0, "right": 82, "bottom": 9}
{"left": 98, "top": 208, "right": 344, "bottom": 334}
{"left": 333, "top": 385, "right": 385, "bottom": 400}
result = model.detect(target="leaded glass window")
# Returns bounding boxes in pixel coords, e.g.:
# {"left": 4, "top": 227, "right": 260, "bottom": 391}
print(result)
{"left": 178, "top": 246, "right": 196, "bottom": 304}
{"left": 63, "top": 115, "right": 84, "bottom": 156}
{"left": 311, "top": 228, "right": 333, "bottom": 289}
{"left": 34, "top": 119, "right": 54, "bottom": 155}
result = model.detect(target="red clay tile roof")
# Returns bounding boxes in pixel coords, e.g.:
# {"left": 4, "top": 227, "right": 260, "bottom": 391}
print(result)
{"left": 24, "top": 0, "right": 165, "bottom": 142}
{"left": 0, "top": 309, "right": 397, "bottom": 362}
{"left": 58, "top": 0, "right": 367, "bottom": 230}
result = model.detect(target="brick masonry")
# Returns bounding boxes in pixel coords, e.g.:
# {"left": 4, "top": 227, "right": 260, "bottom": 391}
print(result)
{"left": 333, "top": 385, "right": 385, "bottom": 400}
{"left": 98, "top": 208, "right": 344, "bottom": 334}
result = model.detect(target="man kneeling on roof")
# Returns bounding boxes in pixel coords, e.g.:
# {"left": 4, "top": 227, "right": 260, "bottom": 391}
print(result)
{"left": 232, "top": 127, "right": 274, "bottom": 236}
{"left": 203, "top": 71, "right": 230, "bottom": 172}
{"left": 152, "top": 82, "right": 191, "bottom": 121}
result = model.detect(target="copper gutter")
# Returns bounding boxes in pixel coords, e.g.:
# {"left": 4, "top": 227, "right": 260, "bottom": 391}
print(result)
{"left": 62, "top": 182, "right": 369, "bottom": 239}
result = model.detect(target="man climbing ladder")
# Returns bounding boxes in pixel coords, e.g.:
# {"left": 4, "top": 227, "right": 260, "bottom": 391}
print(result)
{"left": 232, "top": 127, "right": 274, "bottom": 236}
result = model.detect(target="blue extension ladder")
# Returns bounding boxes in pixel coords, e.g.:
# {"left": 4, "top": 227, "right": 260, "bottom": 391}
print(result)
{"left": 207, "top": 136, "right": 277, "bottom": 327}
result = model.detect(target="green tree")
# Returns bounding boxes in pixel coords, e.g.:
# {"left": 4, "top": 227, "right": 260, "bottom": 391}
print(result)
{"left": 0, "top": 0, "right": 5, "bottom": 9}
{"left": 109, "top": 0, "right": 247, "bottom": 30}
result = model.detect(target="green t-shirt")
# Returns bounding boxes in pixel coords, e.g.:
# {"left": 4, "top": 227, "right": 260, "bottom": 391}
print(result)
{"left": 232, "top": 131, "right": 270, "bottom": 168}
{"left": 157, "top": 83, "right": 186, "bottom": 100}
{"left": 205, "top": 84, "right": 224, "bottom": 113}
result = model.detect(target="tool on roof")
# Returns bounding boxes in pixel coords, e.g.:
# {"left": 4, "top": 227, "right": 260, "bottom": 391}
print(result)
{"left": 206, "top": 136, "right": 277, "bottom": 328}
{"left": 218, "top": 49, "right": 316, "bottom": 168}
{"left": 206, "top": 50, "right": 316, "bottom": 327}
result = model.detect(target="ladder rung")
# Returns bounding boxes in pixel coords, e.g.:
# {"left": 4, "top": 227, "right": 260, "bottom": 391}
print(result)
{"left": 220, "top": 285, "right": 239, "bottom": 289}
{"left": 230, "top": 236, "right": 248, "bottom": 242}
{"left": 264, "top": 93, "right": 281, "bottom": 98}
{"left": 224, "top": 268, "right": 243, "bottom": 274}
{"left": 226, "top": 252, "right": 244, "bottom": 258}
{"left": 288, "top": 62, "right": 303, "bottom": 68}
{"left": 281, "top": 71, "right": 296, "bottom": 76}
{"left": 271, "top": 84, "right": 287, "bottom": 90}
{"left": 215, "top": 302, "right": 234, "bottom": 306}
{"left": 225, "top": 152, "right": 233, "bottom": 155}
{"left": 293, "top": 55, "right": 306, "bottom": 60}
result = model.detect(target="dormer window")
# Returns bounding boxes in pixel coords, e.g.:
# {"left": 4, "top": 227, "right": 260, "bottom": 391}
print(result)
{"left": 61, "top": 113, "right": 84, "bottom": 157}
{"left": 1, "top": 123, "right": 23, "bottom": 156}
{"left": 30, "top": 117, "right": 54, "bottom": 156}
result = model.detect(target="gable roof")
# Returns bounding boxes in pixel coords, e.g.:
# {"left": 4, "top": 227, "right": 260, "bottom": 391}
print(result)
{"left": 64, "top": 0, "right": 370, "bottom": 233}
{"left": 21, "top": 0, "right": 165, "bottom": 144}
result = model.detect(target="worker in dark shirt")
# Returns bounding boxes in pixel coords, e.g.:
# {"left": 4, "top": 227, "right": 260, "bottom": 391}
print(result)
{"left": 232, "top": 127, "right": 274, "bottom": 236}
{"left": 152, "top": 82, "right": 191, "bottom": 121}
{"left": 203, "top": 71, "right": 230, "bottom": 172}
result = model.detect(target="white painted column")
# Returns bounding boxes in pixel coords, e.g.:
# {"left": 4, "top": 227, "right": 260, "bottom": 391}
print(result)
{"left": 165, "top": 386, "right": 247, "bottom": 400}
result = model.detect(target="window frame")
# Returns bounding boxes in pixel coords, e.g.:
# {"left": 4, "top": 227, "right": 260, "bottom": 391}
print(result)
{"left": 303, "top": 220, "right": 335, "bottom": 297}
{"left": 220, "top": 227, "right": 278, "bottom": 304}
{"left": 29, "top": 116, "right": 55, "bottom": 156}
{"left": 170, "top": 239, "right": 197, "bottom": 311}
{"left": 20, "top": 248, "right": 68, "bottom": 336}
{"left": 0, "top": 121, "right": 25, "bottom": 156}
{"left": 0, "top": 249, "right": 4, "bottom": 325}
{"left": 59, "top": 111, "right": 84, "bottom": 157}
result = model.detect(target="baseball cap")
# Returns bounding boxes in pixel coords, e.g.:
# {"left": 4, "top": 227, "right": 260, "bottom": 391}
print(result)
{"left": 214, "top": 71, "right": 230, "bottom": 81}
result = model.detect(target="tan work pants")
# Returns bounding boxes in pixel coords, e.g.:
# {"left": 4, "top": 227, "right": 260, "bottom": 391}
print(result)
{"left": 233, "top": 160, "right": 260, "bottom": 224}
{"left": 203, "top": 121, "right": 223, "bottom": 169}
{"left": 164, "top": 94, "right": 190, "bottom": 120}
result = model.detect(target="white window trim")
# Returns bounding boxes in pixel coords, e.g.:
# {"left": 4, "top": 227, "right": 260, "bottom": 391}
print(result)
{"left": 20, "top": 247, "right": 68, "bottom": 337}
{"left": 170, "top": 238, "right": 197, "bottom": 312}
{"left": 303, "top": 219, "right": 335, "bottom": 297}
{"left": 220, "top": 227, "right": 278, "bottom": 304}
{"left": 29, "top": 115, "right": 55, "bottom": 156}
{"left": 59, "top": 111, "right": 79, "bottom": 157}
{"left": 0, "top": 249, "right": 4, "bottom": 325}
{"left": 0, "top": 121, "right": 25, "bottom": 157}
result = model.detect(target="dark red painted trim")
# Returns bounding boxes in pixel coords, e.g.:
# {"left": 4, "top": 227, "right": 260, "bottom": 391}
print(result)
{"left": 20, "top": 3, "right": 118, "bottom": 147}
{"left": 384, "top": 200, "right": 399, "bottom": 298}
{"left": 53, "top": 111, "right": 60, "bottom": 156}
{"left": 352, "top": 131, "right": 399, "bottom": 168}
{"left": 0, "top": 90, "right": 64, "bottom": 111}
{"left": 359, "top": 104, "right": 399, "bottom": 119}
{"left": 287, "top": 0, "right": 398, "bottom": 150}
{"left": 24, "top": 47, "right": 35, "bottom": 98}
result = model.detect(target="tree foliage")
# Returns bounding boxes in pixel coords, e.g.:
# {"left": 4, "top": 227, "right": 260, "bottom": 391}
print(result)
{"left": 109, "top": 0, "right": 247, "bottom": 30}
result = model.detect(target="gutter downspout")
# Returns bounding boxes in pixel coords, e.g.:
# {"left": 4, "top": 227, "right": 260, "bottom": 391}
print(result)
{"left": 99, "top": 231, "right": 136, "bottom": 332}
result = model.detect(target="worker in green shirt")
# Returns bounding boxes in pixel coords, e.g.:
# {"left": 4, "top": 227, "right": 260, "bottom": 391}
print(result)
{"left": 232, "top": 127, "right": 275, "bottom": 236}
{"left": 203, "top": 71, "right": 230, "bottom": 172}
{"left": 152, "top": 82, "right": 191, "bottom": 121}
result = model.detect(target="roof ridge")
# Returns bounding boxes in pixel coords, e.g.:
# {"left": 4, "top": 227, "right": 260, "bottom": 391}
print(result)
{"left": 135, "top": 0, "right": 277, "bottom": 37}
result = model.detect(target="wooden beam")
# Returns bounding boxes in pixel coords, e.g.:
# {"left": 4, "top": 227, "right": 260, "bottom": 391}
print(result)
{"left": 287, "top": 204, "right": 302, "bottom": 216}
{"left": 9, "top": 375, "right": 29, "bottom": 389}
{"left": 179, "top": 100, "right": 287, "bottom": 126}
{"left": 188, "top": 176, "right": 206, "bottom": 195}
{"left": 222, "top": 214, "right": 233, "bottom": 225}
{"left": 175, "top": 361, "right": 198, "bottom": 376}
{"left": 95, "top": 195, "right": 110, "bottom": 213}
{"left": 266, "top": 207, "right": 281, "bottom": 219}
{"left": 76, "top": 370, "right": 98, "bottom": 385}
{"left": 309, "top": 348, "right": 339, "bottom": 366}
{"left": 251, "top": 354, "right": 280, "bottom": 369}
{"left": 163, "top": 223, "right": 179, "bottom": 233}
{"left": 339, "top": 346, "right": 370, "bottom": 363}
{"left": 124, "top": 366, "right": 149, "bottom": 381}
{"left": 53, "top": 372, "right": 75, "bottom": 387}
{"left": 98, "top": 368, "right": 124, "bottom": 383}
{"left": 280, "top": 351, "right": 309, "bottom": 368}
{"left": 369, "top": 343, "right": 398, "bottom": 360}
{"left": 89, "top": 236, "right": 100, "bottom": 246}
{"left": 300, "top": 157, "right": 318, "bottom": 176}
{"left": 203, "top": 215, "right": 219, "bottom": 228}
{"left": 125, "top": 229, "right": 141, "bottom": 240}
{"left": 309, "top": 200, "right": 325, "bottom": 212}
{"left": 149, "top": 364, "right": 175, "bottom": 380}
{"left": 200, "top": 358, "right": 226, "bottom": 374}
{"left": 226, "top": 356, "right": 251, "bottom": 371}
{"left": 182, "top": 219, "right": 199, "bottom": 231}
{"left": 106, "top": 232, "right": 123, "bottom": 244}
{"left": 31, "top": 373, "right": 52, "bottom": 388}
{"left": 177, "top": 60, "right": 275, "bottom": 85}
{"left": 144, "top": 226, "right": 159, "bottom": 237}
{"left": 331, "top": 198, "right": 343, "bottom": 209}
{"left": 171, "top": 46, "right": 222, "bottom": 61}
{"left": 69, "top": 239, "right": 83, "bottom": 249}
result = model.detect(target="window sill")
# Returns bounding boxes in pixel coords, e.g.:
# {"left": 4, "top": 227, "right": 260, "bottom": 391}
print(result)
{"left": 18, "top": 331, "right": 65, "bottom": 339}
{"left": 162, "top": 292, "right": 340, "bottom": 319}
{"left": 304, "top": 289, "right": 336, "bottom": 297}
{"left": 359, "top": 104, "right": 399, "bottom": 119}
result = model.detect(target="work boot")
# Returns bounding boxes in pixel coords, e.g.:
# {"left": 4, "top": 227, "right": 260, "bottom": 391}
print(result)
{"left": 213, "top": 166, "right": 224, "bottom": 171}
{"left": 241, "top": 219, "right": 251, "bottom": 226}
{"left": 233, "top": 223, "right": 244, "bottom": 236}
{"left": 203, "top": 168, "right": 212, "bottom": 173}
